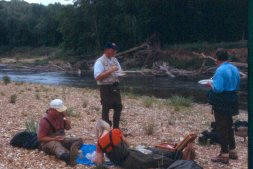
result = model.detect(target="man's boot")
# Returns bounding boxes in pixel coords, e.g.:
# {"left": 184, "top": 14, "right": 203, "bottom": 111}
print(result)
{"left": 229, "top": 149, "right": 238, "bottom": 160}
{"left": 59, "top": 152, "right": 70, "bottom": 164}
{"left": 69, "top": 142, "right": 79, "bottom": 166}
{"left": 211, "top": 153, "right": 229, "bottom": 164}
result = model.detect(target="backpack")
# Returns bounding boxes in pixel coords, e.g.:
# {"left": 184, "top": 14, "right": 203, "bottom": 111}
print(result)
{"left": 10, "top": 131, "right": 40, "bottom": 149}
{"left": 198, "top": 122, "right": 219, "bottom": 145}
{"left": 234, "top": 120, "right": 248, "bottom": 131}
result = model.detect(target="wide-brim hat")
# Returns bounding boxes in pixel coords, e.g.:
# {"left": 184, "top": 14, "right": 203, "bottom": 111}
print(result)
{"left": 50, "top": 99, "right": 67, "bottom": 112}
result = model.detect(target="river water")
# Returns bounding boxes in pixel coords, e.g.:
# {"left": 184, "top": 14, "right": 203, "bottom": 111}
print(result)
{"left": 0, "top": 66, "right": 247, "bottom": 109}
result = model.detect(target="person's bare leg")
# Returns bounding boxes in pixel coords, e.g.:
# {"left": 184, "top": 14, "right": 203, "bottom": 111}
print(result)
{"left": 182, "top": 143, "right": 195, "bottom": 160}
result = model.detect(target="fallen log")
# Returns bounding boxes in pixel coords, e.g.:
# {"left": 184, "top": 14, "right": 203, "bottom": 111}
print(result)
{"left": 114, "top": 43, "right": 150, "bottom": 58}
{"left": 192, "top": 52, "right": 248, "bottom": 79}
{"left": 192, "top": 52, "right": 248, "bottom": 68}
{"left": 87, "top": 43, "right": 150, "bottom": 65}
{"left": 49, "top": 63, "right": 65, "bottom": 71}
{"left": 152, "top": 62, "right": 176, "bottom": 78}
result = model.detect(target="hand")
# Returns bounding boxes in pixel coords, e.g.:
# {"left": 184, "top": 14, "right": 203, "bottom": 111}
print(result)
{"left": 54, "top": 136, "right": 65, "bottom": 142}
{"left": 206, "top": 82, "right": 212, "bottom": 88}
{"left": 110, "top": 66, "right": 118, "bottom": 73}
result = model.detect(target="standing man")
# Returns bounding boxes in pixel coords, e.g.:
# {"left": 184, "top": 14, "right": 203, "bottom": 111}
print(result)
{"left": 94, "top": 43, "right": 123, "bottom": 129}
{"left": 207, "top": 49, "right": 240, "bottom": 164}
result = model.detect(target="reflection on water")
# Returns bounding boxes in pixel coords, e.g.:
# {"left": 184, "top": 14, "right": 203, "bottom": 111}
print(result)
{"left": 0, "top": 67, "right": 247, "bottom": 109}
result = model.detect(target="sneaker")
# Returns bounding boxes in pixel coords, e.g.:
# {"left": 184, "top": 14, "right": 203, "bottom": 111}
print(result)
{"left": 211, "top": 154, "right": 229, "bottom": 164}
{"left": 69, "top": 142, "right": 79, "bottom": 166}
{"left": 229, "top": 150, "right": 238, "bottom": 160}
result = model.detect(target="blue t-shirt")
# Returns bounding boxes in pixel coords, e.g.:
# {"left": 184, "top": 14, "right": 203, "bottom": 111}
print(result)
{"left": 211, "top": 62, "right": 240, "bottom": 93}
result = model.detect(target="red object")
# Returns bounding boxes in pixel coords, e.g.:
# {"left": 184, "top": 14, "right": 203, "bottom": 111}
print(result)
{"left": 96, "top": 129, "right": 123, "bottom": 153}
{"left": 155, "top": 133, "right": 197, "bottom": 152}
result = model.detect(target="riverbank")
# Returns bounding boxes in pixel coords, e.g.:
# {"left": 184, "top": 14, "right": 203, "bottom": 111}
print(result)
{"left": 0, "top": 42, "right": 248, "bottom": 72}
{"left": 0, "top": 82, "right": 248, "bottom": 169}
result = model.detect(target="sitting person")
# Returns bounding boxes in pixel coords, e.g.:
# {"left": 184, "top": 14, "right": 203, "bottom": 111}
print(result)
{"left": 37, "top": 99, "right": 83, "bottom": 166}
{"left": 94, "top": 119, "right": 178, "bottom": 169}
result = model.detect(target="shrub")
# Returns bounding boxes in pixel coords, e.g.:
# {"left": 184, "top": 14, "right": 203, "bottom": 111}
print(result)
{"left": 25, "top": 118, "right": 38, "bottom": 132}
{"left": 9, "top": 94, "right": 17, "bottom": 104}
{"left": 2, "top": 75, "right": 11, "bottom": 85}
{"left": 144, "top": 122, "right": 155, "bottom": 135}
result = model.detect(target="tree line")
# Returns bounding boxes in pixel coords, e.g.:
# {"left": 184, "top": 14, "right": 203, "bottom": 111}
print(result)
{"left": 0, "top": 0, "right": 247, "bottom": 57}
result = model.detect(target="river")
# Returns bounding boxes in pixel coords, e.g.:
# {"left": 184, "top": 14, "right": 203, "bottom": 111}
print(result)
{"left": 0, "top": 66, "right": 247, "bottom": 110}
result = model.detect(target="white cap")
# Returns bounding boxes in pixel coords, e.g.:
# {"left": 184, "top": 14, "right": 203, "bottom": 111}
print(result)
{"left": 50, "top": 99, "right": 67, "bottom": 112}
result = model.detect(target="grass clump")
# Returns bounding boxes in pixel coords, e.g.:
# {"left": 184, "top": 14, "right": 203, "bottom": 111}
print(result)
{"left": 123, "top": 91, "right": 138, "bottom": 99}
{"left": 66, "top": 107, "right": 81, "bottom": 118}
{"left": 25, "top": 118, "right": 38, "bottom": 132}
{"left": 35, "top": 94, "right": 40, "bottom": 100}
{"left": 144, "top": 122, "right": 155, "bottom": 136}
{"left": 82, "top": 99, "right": 88, "bottom": 108}
{"left": 9, "top": 94, "right": 17, "bottom": 104}
{"left": 166, "top": 95, "right": 193, "bottom": 111}
{"left": 2, "top": 75, "right": 11, "bottom": 85}
{"left": 34, "top": 59, "right": 49, "bottom": 66}
{"left": 142, "top": 96, "right": 155, "bottom": 108}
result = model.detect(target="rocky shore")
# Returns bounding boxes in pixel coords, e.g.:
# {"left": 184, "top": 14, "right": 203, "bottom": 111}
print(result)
{"left": 0, "top": 82, "right": 248, "bottom": 169}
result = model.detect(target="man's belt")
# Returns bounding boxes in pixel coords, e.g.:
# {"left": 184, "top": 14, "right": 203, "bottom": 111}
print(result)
{"left": 99, "top": 82, "right": 119, "bottom": 87}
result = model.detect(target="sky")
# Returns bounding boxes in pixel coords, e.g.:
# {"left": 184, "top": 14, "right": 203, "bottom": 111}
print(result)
{"left": 5, "top": 0, "right": 73, "bottom": 5}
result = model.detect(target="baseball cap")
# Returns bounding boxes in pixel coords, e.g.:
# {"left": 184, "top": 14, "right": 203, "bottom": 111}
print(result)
{"left": 104, "top": 42, "right": 117, "bottom": 50}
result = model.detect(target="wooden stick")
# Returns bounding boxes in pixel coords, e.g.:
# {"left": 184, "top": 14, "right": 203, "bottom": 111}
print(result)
{"left": 198, "top": 54, "right": 206, "bottom": 73}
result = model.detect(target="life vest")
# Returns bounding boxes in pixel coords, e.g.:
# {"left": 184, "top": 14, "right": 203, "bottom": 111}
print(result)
{"left": 43, "top": 117, "right": 65, "bottom": 136}
{"left": 97, "top": 131, "right": 129, "bottom": 163}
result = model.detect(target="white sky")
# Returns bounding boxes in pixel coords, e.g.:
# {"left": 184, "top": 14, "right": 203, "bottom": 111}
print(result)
{"left": 5, "top": 0, "right": 73, "bottom": 5}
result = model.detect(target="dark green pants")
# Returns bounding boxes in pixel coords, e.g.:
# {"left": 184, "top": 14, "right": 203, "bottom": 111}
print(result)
{"left": 214, "top": 111, "right": 236, "bottom": 153}
{"left": 100, "top": 83, "right": 122, "bottom": 129}
{"left": 121, "top": 150, "right": 175, "bottom": 169}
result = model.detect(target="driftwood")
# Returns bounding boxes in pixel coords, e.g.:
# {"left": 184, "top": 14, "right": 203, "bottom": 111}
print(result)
{"left": 192, "top": 52, "right": 248, "bottom": 79}
{"left": 198, "top": 54, "right": 207, "bottom": 73}
{"left": 49, "top": 63, "right": 66, "bottom": 71}
{"left": 152, "top": 62, "right": 176, "bottom": 78}
{"left": 192, "top": 52, "right": 248, "bottom": 68}
{"left": 87, "top": 43, "right": 150, "bottom": 65}
{"left": 114, "top": 43, "right": 150, "bottom": 58}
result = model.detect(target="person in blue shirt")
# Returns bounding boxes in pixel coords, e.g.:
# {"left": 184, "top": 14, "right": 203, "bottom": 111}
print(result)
{"left": 206, "top": 49, "right": 240, "bottom": 164}
{"left": 210, "top": 59, "right": 240, "bottom": 93}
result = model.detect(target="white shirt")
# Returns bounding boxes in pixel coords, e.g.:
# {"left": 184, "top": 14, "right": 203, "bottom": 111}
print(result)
{"left": 94, "top": 54, "right": 122, "bottom": 85}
